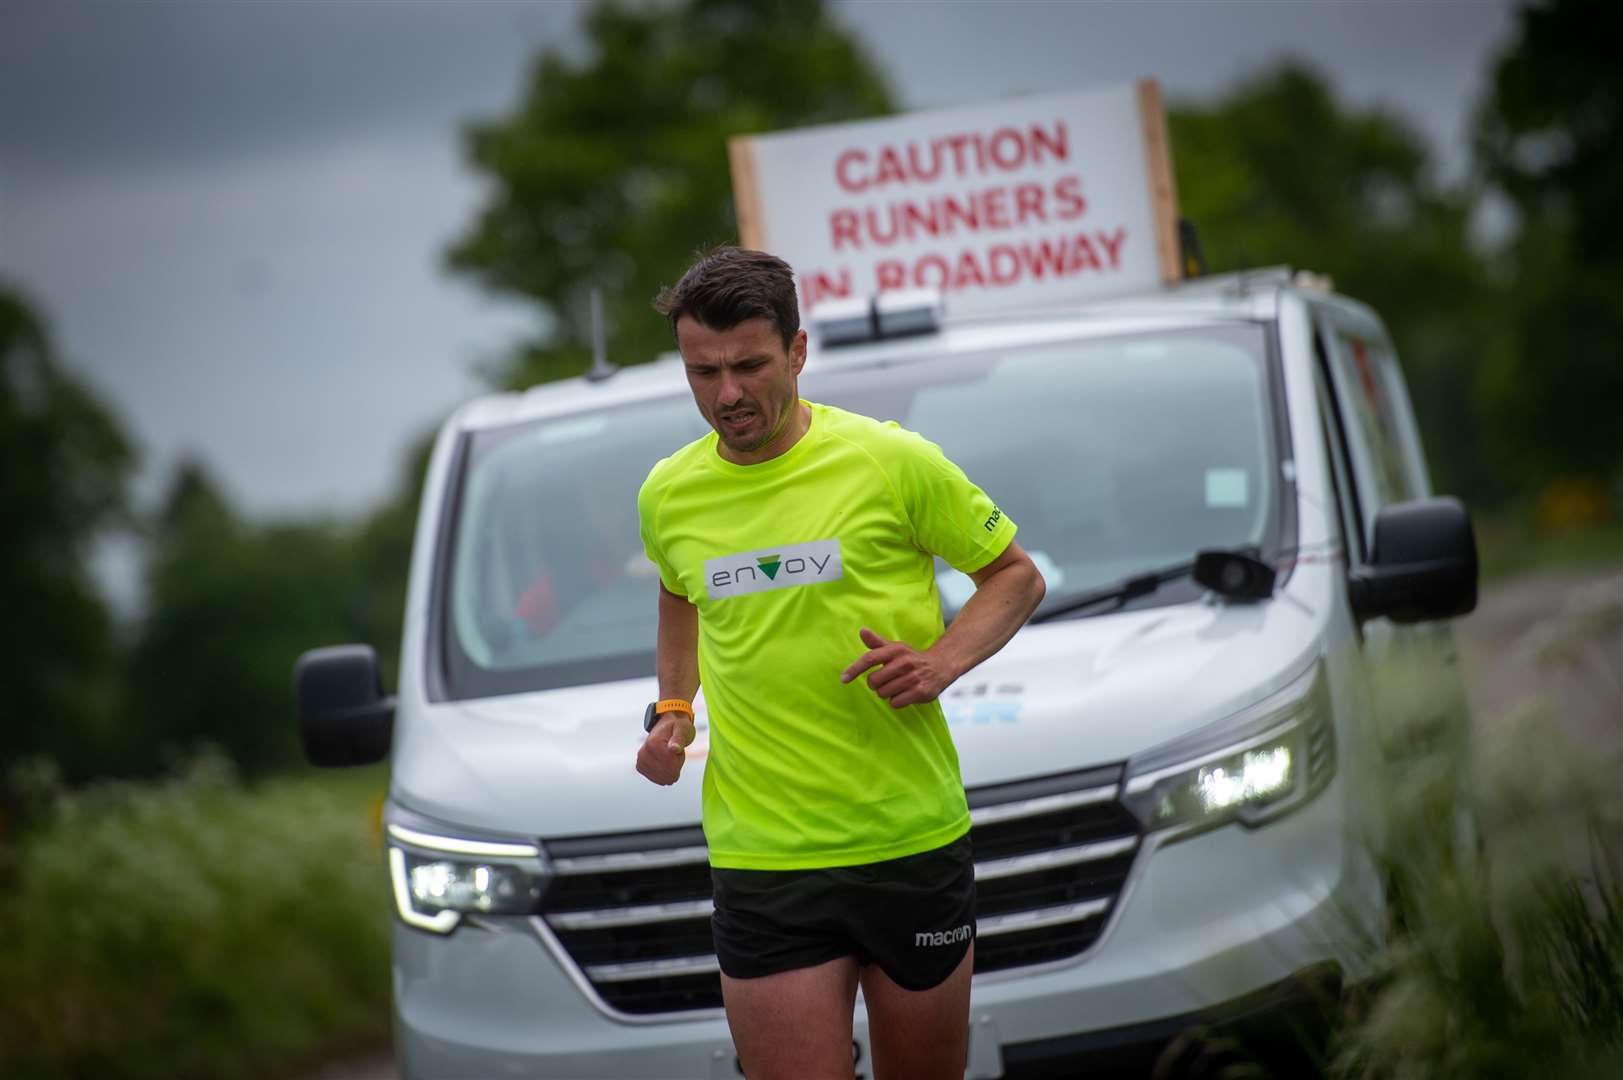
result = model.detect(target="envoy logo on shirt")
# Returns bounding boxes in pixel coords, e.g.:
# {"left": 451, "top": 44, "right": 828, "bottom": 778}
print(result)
{"left": 704, "top": 539, "right": 842, "bottom": 599}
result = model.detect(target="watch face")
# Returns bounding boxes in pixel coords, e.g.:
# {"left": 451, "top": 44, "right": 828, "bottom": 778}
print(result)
{"left": 643, "top": 702, "right": 658, "bottom": 732}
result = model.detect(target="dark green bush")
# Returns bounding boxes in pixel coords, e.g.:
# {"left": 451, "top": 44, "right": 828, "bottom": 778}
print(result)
{"left": 0, "top": 753, "right": 391, "bottom": 1080}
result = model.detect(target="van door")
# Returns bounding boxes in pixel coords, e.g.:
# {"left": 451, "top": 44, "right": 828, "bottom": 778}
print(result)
{"left": 1310, "top": 302, "right": 1470, "bottom": 854}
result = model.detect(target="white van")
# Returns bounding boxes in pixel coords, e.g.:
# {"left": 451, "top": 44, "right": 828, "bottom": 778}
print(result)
{"left": 296, "top": 267, "right": 1476, "bottom": 1078}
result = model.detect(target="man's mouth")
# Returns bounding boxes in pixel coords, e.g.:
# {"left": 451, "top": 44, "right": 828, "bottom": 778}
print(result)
{"left": 719, "top": 410, "right": 755, "bottom": 429}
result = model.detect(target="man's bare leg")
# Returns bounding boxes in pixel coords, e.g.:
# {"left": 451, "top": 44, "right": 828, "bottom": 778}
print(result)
{"left": 860, "top": 944, "right": 973, "bottom": 1080}
{"left": 722, "top": 956, "right": 862, "bottom": 1080}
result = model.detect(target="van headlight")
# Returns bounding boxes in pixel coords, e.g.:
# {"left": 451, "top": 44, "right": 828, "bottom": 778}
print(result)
{"left": 384, "top": 820, "right": 548, "bottom": 934}
{"left": 1123, "top": 660, "right": 1334, "bottom": 835}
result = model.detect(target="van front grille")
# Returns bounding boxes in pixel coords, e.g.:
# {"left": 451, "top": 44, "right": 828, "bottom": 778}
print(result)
{"left": 537, "top": 764, "right": 1139, "bottom": 1016}
{"left": 965, "top": 765, "right": 1139, "bottom": 975}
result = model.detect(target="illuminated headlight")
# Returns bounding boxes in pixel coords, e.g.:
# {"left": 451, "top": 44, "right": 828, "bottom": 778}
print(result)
{"left": 385, "top": 821, "right": 547, "bottom": 934}
{"left": 1132, "top": 735, "right": 1298, "bottom": 830}
{"left": 1124, "top": 660, "right": 1333, "bottom": 835}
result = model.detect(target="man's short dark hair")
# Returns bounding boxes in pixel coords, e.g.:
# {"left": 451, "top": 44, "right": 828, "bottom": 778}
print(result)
{"left": 653, "top": 246, "right": 800, "bottom": 349}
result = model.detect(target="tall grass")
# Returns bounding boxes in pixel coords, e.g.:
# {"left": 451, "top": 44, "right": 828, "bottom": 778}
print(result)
{"left": 1334, "top": 593, "right": 1623, "bottom": 1078}
{"left": 0, "top": 752, "right": 391, "bottom": 1080}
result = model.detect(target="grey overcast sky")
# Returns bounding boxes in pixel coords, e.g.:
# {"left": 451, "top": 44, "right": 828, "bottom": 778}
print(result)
{"left": 2, "top": 0, "right": 1517, "bottom": 569}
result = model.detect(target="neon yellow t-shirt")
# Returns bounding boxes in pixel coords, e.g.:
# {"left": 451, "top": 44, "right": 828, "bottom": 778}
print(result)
{"left": 638, "top": 401, "right": 1017, "bottom": 870}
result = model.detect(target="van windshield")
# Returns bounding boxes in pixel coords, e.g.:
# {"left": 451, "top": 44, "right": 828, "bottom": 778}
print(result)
{"left": 440, "top": 322, "right": 1280, "bottom": 698}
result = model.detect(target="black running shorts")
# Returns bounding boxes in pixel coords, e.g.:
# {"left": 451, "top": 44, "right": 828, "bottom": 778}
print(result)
{"left": 709, "top": 832, "right": 976, "bottom": 992}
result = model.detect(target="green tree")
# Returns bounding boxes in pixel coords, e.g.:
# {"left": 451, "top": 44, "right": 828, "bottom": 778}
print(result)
{"left": 122, "top": 439, "right": 429, "bottom": 779}
{"left": 1170, "top": 64, "right": 1507, "bottom": 506}
{"left": 125, "top": 463, "right": 365, "bottom": 777}
{"left": 447, "top": 0, "right": 893, "bottom": 388}
{"left": 0, "top": 284, "right": 135, "bottom": 784}
{"left": 1474, "top": 0, "right": 1623, "bottom": 497}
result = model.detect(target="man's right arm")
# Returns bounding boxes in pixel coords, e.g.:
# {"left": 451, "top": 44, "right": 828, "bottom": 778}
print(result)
{"left": 636, "top": 583, "right": 700, "bottom": 785}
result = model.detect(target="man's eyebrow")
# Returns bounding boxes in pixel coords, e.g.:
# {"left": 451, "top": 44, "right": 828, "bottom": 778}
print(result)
{"left": 686, "top": 353, "right": 771, "bottom": 369}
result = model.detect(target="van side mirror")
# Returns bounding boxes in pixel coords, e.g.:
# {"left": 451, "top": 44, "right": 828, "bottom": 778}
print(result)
{"left": 293, "top": 644, "right": 396, "bottom": 767}
{"left": 1348, "top": 496, "right": 1478, "bottom": 624}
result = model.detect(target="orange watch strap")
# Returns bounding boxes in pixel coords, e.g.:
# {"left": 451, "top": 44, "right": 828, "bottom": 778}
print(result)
{"left": 655, "top": 698, "right": 693, "bottom": 717}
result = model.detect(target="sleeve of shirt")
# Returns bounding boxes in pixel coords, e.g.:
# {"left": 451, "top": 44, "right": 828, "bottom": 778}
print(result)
{"left": 636, "top": 462, "right": 687, "bottom": 598}
{"left": 884, "top": 423, "right": 1017, "bottom": 574}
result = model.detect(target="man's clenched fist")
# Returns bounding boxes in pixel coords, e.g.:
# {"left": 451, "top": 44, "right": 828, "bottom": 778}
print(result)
{"left": 636, "top": 712, "right": 696, "bottom": 785}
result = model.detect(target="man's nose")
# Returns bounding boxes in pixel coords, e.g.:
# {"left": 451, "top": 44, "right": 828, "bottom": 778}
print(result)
{"left": 717, "top": 370, "right": 744, "bottom": 405}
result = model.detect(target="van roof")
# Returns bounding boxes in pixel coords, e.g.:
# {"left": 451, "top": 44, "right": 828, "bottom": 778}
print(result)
{"left": 452, "top": 266, "right": 1323, "bottom": 432}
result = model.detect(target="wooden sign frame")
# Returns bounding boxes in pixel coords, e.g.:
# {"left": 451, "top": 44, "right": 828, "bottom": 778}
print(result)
{"left": 728, "top": 79, "right": 1183, "bottom": 309}
{"left": 1134, "top": 79, "right": 1181, "bottom": 285}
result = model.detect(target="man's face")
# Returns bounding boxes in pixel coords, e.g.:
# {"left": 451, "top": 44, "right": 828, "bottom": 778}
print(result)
{"left": 676, "top": 315, "right": 807, "bottom": 459}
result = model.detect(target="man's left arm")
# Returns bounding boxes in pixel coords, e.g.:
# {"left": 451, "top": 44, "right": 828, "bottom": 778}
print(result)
{"left": 841, "top": 540, "right": 1045, "bottom": 708}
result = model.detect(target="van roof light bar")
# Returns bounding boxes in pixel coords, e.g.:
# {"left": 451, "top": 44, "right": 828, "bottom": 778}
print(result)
{"left": 876, "top": 289, "right": 944, "bottom": 338}
{"left": 810, "top": 296, "right": 873, "bottom": 346}
{"left": 812, "top": 289, "right": 944, "bottom": 347}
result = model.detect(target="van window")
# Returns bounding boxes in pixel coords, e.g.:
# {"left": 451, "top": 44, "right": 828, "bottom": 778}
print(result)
{"left": 438, "top": 322, "right": 1281, "bottom": 698}
{"left": 1321, "top": 328, "right": 1418, "bottom": 518}
{"left": 444, "top": 398, "right": 709, "bottom": 695}
{"left": 833, "top": 325, "right": 1280, "bottom": 614}
{"left": 1369, "top": 340, "right": 1432, "bottom": 500}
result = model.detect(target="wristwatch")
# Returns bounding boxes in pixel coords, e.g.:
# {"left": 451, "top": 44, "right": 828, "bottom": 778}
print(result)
{"left": 643, "top": 699, "right": 694, "bottom": 733}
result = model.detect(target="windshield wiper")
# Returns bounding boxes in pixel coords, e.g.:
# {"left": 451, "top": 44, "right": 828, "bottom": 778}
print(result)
{"left": 1028, "top": 547, "right": 1275, "bottom": 624}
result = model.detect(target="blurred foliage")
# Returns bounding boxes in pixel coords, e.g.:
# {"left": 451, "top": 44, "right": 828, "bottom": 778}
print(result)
{"left": 446, "top": 0, "right": 894, "bottom": 387}
{"left": 1336, "top": 593, "right": 1623, "bottom": 1078}
{"left": 0, "top": 283, "right": 134, "bottom": 784}
{"left": 0, "top": 753, "right": 390, "bottom": 1080}
{"left": 123, "top": 463, "right": 362, "bottom": 777}
{"left": 1169, "top": 63, "right": 1510, "bottom": 509}
{"left": 1474, "top": 0, "right": 1623, "bottom": 493}
{"left": 120, "top": 442, "right": 429, "bottom": 780}
{"left": 0, "top": 281, "right": 420, "bottom": 788}
{"left": 1477, "top": 512, "right": 1623, "bottom": 580}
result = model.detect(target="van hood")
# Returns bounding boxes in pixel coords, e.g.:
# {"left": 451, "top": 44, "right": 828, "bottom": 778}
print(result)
{"left": 391, "top": 585, "right": 1325, "bottom": 840}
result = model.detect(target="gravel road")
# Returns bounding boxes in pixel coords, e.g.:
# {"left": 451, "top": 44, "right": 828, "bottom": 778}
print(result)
{"left": 1454, "top": 564, "right": 1622, "bottom": 742}
{"left": 300, "top": 564, "right": 1622, "bottom": 1080}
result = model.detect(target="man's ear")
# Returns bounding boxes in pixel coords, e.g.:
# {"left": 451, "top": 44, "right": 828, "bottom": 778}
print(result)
{"left": 789, "top": 329, "right": 808, "bottom": 375}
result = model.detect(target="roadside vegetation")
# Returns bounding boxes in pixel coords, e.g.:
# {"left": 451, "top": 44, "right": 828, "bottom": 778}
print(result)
{"left": 1336, "top": 733, "right": 1623, "bottom": 1078}
{"left": 0, "top": 755, "right": 390, "bottom": 1080}
{"left": 1331, "top": 581, "right": 1623, "bottom": 1079}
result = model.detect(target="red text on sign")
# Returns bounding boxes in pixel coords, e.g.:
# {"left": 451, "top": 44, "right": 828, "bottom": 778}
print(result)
{"left": 869, "top": 227, "right": 1127, "bottom": 293}
{"left": 833, "top": 121, "right": 1070, "bottom": 193}
{"left": 830, "top": 177, "right": 1086, "bottom": 252}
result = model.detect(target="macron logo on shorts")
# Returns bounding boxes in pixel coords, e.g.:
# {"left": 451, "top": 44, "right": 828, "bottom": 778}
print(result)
{"left": 915, "top": 924, "right": 973, "bottom": 948}
{"left": 705, "top": 539, "right": 842, "bottom": 599}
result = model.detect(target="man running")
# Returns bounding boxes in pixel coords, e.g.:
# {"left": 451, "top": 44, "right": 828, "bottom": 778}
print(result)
{"left": 635, "top": 247, "right": 1044, "bottom": 1080}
